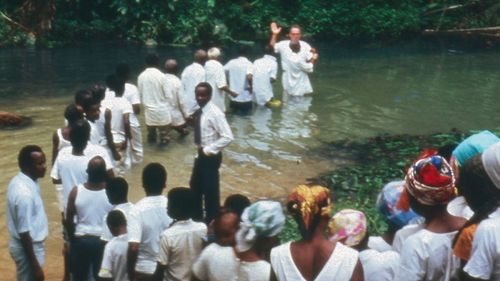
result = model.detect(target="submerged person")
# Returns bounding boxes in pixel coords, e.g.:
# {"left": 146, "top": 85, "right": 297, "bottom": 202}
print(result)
{"left": 395, "top": 155, "right": 466, "bottom": 281}
{"left": 282, "top": 41, "right": 318, "bottom": 96}
{"left": 7, "top": 145, "right": 48, "bottom": 281}
{"left": 164, "top": 59, "right": 190, "bottom": 136}
{"left": 270, "top": 185, "right": 364, "bottom": 281}
{"left": 181, "top": 49, "right": 207, "bottom": 114}
{"left": 224, "top": 46, "right": 253, "bottom": 114}
{"left": 252, "top": 45, "right": 279, "bottom": 107}
{"left": 204, "top": 47, "right": 237, "bottom": 112}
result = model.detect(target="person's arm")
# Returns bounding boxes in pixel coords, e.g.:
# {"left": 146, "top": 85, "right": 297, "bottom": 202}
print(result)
{"left": 124, "top": 112, "right": 131, "bottom": 142}
{"left": 51, "top": 130, "right": 59, "bottom": 165}
{"left": 220, "top": 85, "right": 238, "bottom": 98}
{"left": 19, "top": 232, "right": 45, "bottom": 281}
{"left": 127, "top": 242, "right": 139, "bottom": 281}
{"left": 202, "top": 114, "right": 234, "bottom": 156}
{"left": 104, "top": 108, "right": 120, "bottom": 161}
{"left": 349, "top": 259, "right": 365, "bottom": 281}
{"left": 269, "top": 22, "right": 282, "bottom": 49}
{"left": 64, "top": 186, "right": 78, "bottom": 241}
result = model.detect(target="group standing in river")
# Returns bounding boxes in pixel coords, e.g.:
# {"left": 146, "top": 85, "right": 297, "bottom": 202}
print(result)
{"left": 5, "top": 22, "right": 500, "bottom": 281}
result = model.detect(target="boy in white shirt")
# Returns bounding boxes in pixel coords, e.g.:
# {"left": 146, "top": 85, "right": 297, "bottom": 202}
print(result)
{"left": 99, "top": 210, "right": 130, "bottom": 281}
{"left": 158, "top": 187, "right": 207, "bottom": 281}
{"left": 101, "top": 177, "right": 134, "bottom": 242}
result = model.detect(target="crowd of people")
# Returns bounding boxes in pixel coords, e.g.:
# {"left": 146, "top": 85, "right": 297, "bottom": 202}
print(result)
{"left": 5, "top": 22, "right": 500, "bottom": 281}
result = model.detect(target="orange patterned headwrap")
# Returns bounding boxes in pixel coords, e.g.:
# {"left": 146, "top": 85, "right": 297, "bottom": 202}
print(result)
{"left": 287, "top": 185, "right": 333, "bottom": 230}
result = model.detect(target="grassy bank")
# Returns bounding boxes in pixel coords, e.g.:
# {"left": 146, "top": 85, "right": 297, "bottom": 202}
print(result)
{"left": 279, "top": 128, "right": 499, "bottom": 242}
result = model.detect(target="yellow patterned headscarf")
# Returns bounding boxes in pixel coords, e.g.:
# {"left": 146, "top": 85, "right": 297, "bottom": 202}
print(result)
{"left": 287, "top": 185, "right": 333, "bottom": 230}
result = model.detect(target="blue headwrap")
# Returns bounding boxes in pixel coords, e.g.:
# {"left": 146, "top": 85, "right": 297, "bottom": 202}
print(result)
{"left": 376, "top": 180, "right": 421, "bottom": 229}
{"left": 452, "top": 130, "right": 499, "bottom": 166}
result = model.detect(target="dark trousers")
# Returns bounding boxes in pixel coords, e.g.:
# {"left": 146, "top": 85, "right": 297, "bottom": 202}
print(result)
{"left": 190, "top": 150, "right": 222, "bottom": 224}
{"left": 70, "top": 236, "right": 103, "bottom": 281}
{"left": 229, "top": 100, "right": 253, "bottom": 115}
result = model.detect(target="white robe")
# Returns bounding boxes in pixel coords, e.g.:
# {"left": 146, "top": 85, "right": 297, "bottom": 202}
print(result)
{"left": 204, "top": 60, "right": 228, "bottom": 112}
{"left": 283, "top": 52, "right": 314, "bottom": 96}
{"left": 165, "top": 73, "right": 187, "bottom": 126}
{"left": 138, "top": 67, "right": 172, "bottom": 126}
{"left": 181, "top": 62, "right": 205, "bottom": 114}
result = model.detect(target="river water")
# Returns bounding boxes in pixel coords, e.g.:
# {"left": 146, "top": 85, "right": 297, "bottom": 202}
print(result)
{"left": 1, "top": 41, "right": 499, "bottom": 279}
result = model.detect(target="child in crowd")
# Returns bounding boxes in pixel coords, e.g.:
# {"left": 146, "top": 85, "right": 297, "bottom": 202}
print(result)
{"left": 395, "top": 155, "right": 466, "bottom": 281}
{"left": 270, "top": 185, "right": 363, "bottom": 281}
{"left": 329, "top": 209, "right": 399, "bottom": 281}
{"left": 127, "top": 163, "right": 172, "bottom": 281}
{"left": 52, "top": 103, "right": 83, "bottom": 164}
{"left": 158, "top": 187, "right": 207, "bottom": 281}
{"left": 99, "top": 210, "right": 129, "bottom": 281}
{"left": 457, "top": 143, "right": 500, "bottom": 280}
{"left": 101, "top": 177, "right": 134, "bottom": 242}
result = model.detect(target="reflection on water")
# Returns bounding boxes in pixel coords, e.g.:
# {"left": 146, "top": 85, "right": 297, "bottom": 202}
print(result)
{"left": 0, "top": 41, "right": 499, "bottom": 278}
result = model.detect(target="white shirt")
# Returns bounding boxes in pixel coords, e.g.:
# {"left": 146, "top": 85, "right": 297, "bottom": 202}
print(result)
{"left": 464, "top": 208, "right": 500, "bottom": 280}
{"left": 192, "top": 243, "right": 270, "bottom": 281}
{"left": 368, "top": 236, "right": 393, "bottom": 252}
{"left": 270, "top": 242, "right": 358, "bottom": 281}
{"left": 359, "top": 249, "right": 399, "bottom": 281}
{"left": 158, "top": 219, "right": 207, "bottom": 281}
{"left": 282, "top": 51, "right": 313, "bottom": 96}
{"left": 252, "top": 55, "right": 278, "bottom": 105}
{"left": 275, "top": 40, "right": 312, "bottom": 72}
{"left": 165, "top": 73, "right": 188, "bottom": 126}
{"left": 181, "top": 62, "right": 206, "bottom": 114}
{"left": 104, "top": 84, "right": 141, "bottom": 127}
{"left": 90, "top": 104, "right": 110, "bottom": 145}
{"left": 392, "top": 223, "right": 424, "bottom": 253}
{"left": 74, "top": 184, "right": 113, "bottom": 236}
{"left": 51, "top": 144, "right": 114, "bottom": 213}
{"left": 6, "top": 172, "right": 48, "bottom": 242}
{"left": 128, "top": 195, "right": 172, "bottom": 274}
{"left": 138, "top": 67, "right": 172, "bottom": 126}
{"left": 101, "top": 202, "right": 134, "bottom": 242}
{"left": 395, "top": 229, "right": 460, "bottom": 281}
{"left": 56, "top": 128, "right": 71, "bottom": 151}
{"left": 204, "top": 60, "right": 228, "bottom": 112}
{"left": 99, "top": 233, "right": 129, "bottom": 281}
{"left": 224, "top": 57, "right": 253, "bottom": 103}
{"left": 198, "top": 101, "right": 233, "bottom": 155}
{"left": 107, "top": 95, "right": 133, "bottom": 143}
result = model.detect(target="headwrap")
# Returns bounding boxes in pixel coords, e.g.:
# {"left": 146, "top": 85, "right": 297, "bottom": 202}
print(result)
{"left": 453, "top": 130, "right": 499, "bottom": 166}
{"left": 287, "top": 185, "right": 332, "bottom": 231}
{"left": 481, "top": 141, "right": 500, "bottom": 190}
{"left": 398, "top": 155, "right": 456, "bottom": 210}
{"left": 328, "top": 209, "right": 367, "bottom": 247}
{"left": 376, "top": 180, "right": 421, "bottom": 229}
{"left": 235, "top": 200, "right": 286, "bottom": 252}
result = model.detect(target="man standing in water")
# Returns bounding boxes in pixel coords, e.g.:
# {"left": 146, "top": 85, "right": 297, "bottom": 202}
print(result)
{"left": 269, "top": 22, "right": 319, "bottom": 95}
{"left": 181, "top": 49, "right": 207, "bottom": 114}
{"left": 7, "top": 145, "right": 48, "bottom": 281}
{"left": 204, "top": 47, "right": 238, "bottom": 112}
{"left": 189, "top": 82, "right": 233, "bottom": 224}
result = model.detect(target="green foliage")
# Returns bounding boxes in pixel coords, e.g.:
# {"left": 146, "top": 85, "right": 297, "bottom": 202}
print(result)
{"left": 280, "top": 129, "right": 499, "bottom": 243}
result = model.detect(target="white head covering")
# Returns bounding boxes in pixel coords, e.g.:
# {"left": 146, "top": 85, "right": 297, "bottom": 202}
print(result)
{"left": 481, "top": 141, "right": 500, "bottom": 190}
{"left": 235, "top": 200, "right": 285, "bottom": 252}
{"left": 207, "top": 47, "right": 221, "bottom": 59}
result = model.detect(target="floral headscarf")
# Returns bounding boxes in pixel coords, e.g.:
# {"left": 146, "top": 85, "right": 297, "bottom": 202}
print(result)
{"left": 328, "top": 209, "right": 367, "bottom": 247}
{"left": 376, "top": 180, "right": 421, "bottom": 228}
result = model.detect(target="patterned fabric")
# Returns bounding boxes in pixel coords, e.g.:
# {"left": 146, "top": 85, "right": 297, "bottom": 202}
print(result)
{"left": 328, "top": 209, "right": 367, "bottom": 247}
{"left": 236, "top": 200, "right": 286, "bottom": 252}
{"left": 376, "top": 180, "right": 421, "bottom": 229}
{"left": 287, "top": 185, "right": 332, "bottom": 231}
{"left": 452, "top": 130, "right": 499, "bottom": 166}
{"left": 402, "top": 155, "right": 456, "bottom": 209}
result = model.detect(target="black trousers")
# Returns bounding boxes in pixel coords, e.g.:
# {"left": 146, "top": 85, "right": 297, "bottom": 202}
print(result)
{"left": 229, "top": 100, "right": 253, "bottom": 115}
{"left": 190, "top": 150, "right": 222, "bottom": 224}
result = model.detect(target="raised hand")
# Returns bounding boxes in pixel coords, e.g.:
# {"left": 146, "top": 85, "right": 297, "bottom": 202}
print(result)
{"left": 270, "top": 22, "right": 282, "bottom": 35}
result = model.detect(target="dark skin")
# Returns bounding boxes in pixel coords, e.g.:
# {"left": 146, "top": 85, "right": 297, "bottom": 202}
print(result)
{"left": 19, "top": 151, "right": 47, "bottom": 281}
{"left": 51, "top": 126, "right": 71, "bottom": 164}
{"left": 270, "top": 216, "right": 364, "bottom": 281}
{"left": 409, "top": 194, "right": 465, "bottom": 234}
{"left": 99, "top": 224, "right": 127, "bottom": 281}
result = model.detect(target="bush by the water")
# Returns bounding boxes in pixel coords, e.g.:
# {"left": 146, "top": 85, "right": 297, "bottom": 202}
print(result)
{"left": 279, "top": 129, "right": 499, "bottom": 242}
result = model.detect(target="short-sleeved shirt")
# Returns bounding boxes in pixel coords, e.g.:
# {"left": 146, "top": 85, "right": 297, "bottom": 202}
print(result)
{"left": 158, "top": 219, "right": 207, "bottom": 281}
{"left": 395, "top": 229, "right": 459, "bottom": 281}
{"left": 359, "top": 249, "right": 399, "bottom": 281}
{"left": 204, "top": 60, "right": 228, "bottom": 112}
{"left": 101, "top": 202, "right": 134, "bottom": 242}
{"left": 99, "top": 233, "right": 129, "bottom": 281}
{"left": 107, "top": 96, "right": 133, "bottom": 143}
{"left": 192, "top": 243, "right": 270, "bottom": 281}
{"left": 368, "top": 236, "right": 393, "bottom": 252}
{"left": 124, "top": 83, "right": 141, "bottom": 127}
{"left": 224, "top": 57, "right": 253, "bottom": 103}
{"left": 252, "top": 55, "right": 278, "bottom": 105}
{"left": 138, "top": 67, "right": 172, "bottom": 126}
{"left": 181, "top": 62, "right": 206, "bottom": 114}
{"left": 128, "top": 195, "right": 172, "bottom": 275}
{"left": 6, "top": 172, "right": 48, "bottom": 243}
{"left": 464, "top": 208, "right": 500, "bottom": 280}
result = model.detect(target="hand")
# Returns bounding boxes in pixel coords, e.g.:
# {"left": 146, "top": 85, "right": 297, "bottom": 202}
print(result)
{"left": 270, "top": 22, "right": 281, "bottom": 35}
{"left": 229, "top": 91, "right": 238, "bottom": 98}
{"left": 113, "top": 151, "right": 122, "bottom": 161}
{"left": 312, "top": 53, "right": 319, "bottom": 60}
{"left": 34, "top": 265, "right": 44, "bottom": 281}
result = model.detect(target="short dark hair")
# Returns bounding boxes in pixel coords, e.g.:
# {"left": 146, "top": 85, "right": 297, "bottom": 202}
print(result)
{"left": 69, "top": 120, "right": 90, "bottom": 151}
{"left": 106, "top": 177, "right": 129, "bottom": 204}
{"left": 264, "top": 44, "right": 274, "bottom": 55}
{"left": 90, "top": 84, "right": 106, "bottom": 103}
{"left": 18, "top": 145, "right": 43, "bottom": 170}
{"left": 142, "top": 163, "right": 167, "bottom": 194}
{"left": 106, "top": 74, "right": 125, "bottom": 97}
{"left": 116, "top": 63, "right": 130, "bottom": 80}
{"left": 82, "top": 94, "right": 101, "bottom": 113}
{"left": 237, "top": 44, "right": 249, "bottom": 56}
{"left": 74, "top": 89, "right": 92, "bottom": 106}
{"left": 224, "top": 194, "right": 251, "bottom": 218}
{"left": 195, "top": 82, "right": 212, "bottom": 97}
{"left": 107, "top": 210, "right": 127, "bottom": 229}
{"left": 145, "top": 53, "right": 160, "bottom": 66}
{"left": 64, "top": 104, "right": 83, "bottom": 126}
{"left": 168, "top": 187, "right": 195, "bottom": 220}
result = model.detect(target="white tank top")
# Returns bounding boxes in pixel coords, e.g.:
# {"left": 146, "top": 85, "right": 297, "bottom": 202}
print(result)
{"left": 57, "top": 128, "right": 71, "bottom": 151}
{"left": 270, "top": 241, "right": 358, "bottom": 281}
{"left": 75, "top": 184, "right": 113, "bottom": 236}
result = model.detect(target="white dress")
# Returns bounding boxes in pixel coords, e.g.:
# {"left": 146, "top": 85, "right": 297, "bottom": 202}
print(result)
{"left": 359, "top": 249, "right": 399, "bottom": 281}
{"left": 270, "top": 242, "right": 358, "bottom": 281}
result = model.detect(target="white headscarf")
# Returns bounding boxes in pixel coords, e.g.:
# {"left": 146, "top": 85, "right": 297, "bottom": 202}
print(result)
{"left": 482, "top": 141, "right": 500, "bottom": 190}
{"left": 235, "top": 200, "right": 285, "bottom": 252}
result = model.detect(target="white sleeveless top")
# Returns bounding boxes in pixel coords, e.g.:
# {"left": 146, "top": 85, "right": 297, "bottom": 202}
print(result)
{"left": 75, "top": 184, "right": 113, "bottom": 237}
{"left": 271, "top": 242, "right": 358, "bottom": 281}
{"left": 57, "top": 128, "right": 71, "bottom": 151}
